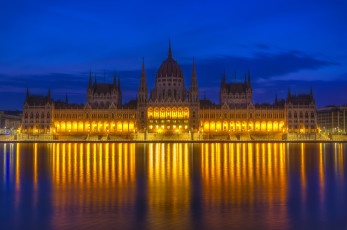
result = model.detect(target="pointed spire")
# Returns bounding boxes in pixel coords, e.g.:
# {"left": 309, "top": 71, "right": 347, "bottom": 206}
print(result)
{"left": 168, "top": 35, "right": 172, "bottom": 58}
{"left": 192, "top": 57, "right": 196, "bottom": 77}
{"left": 221, "top": 69, "right": 226, "bottom": 87}
{"left": 244, "top": 73, "right": 247, "bottom": 84}
{"left": 118, "top": 76, "right": 121, "bottom": 90}
{"left": 310, "top": 87, "right": 313, "bottom": 96}
{"left": 95, "top": 72, "right": 97, "bottom": 85}
{"left": 48, "top": 88, "right": 51, "bottom": 99}
{"left": 287, "top": 88, "right": 291, "bottom": 100}
{"left": 275, "top": 94, "right": 278, "bottom": 104}
{"left": 189, "top": 57, "right": 199, "bottom": 102}
{"left": 138, "top": 57, "right": 148, "bottom": 103}
{"left": 191, "top": 57, "right": 197, "bottom": 84}
{"left": 89, "top": 70, "right": 93, "bottom": 88}
{"left": 65, "top": 93, "right": 68, "bottom": 104}
{"left": 141, "top": 56, "right": 146, "bottom": 78}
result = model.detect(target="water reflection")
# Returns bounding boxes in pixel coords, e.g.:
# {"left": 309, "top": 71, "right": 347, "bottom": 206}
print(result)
{"left": 0, "top": 143, "right": 346, "bottom": 230}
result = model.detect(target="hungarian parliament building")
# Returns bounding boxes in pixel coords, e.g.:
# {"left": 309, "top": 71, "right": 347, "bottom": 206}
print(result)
{"left": 21, "top": 42, "right": 317, "bottom": 136}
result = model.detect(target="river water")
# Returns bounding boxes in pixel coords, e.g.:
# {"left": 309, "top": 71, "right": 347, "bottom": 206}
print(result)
{"left": 0, "top": 143, "right": 346, "bottom": 230}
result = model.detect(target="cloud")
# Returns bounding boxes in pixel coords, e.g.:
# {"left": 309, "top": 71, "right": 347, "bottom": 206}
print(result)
{"left": 256, "top": 44, "right": 270, "bottom": 50}
{"left": 194, "top": 51, "right": 338, "bottom": 81}
{"left": 0, "top": 50, "right": 343, "bottom": 110}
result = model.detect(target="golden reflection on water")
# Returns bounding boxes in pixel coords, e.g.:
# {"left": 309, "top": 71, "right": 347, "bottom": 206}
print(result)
{"left": 146, "top": 143, "right": 191, "bottom": 228}
{"left": 200, "top": 143, "right": 287, "bottom": 205}
{"left": 52, "top": 143, "right": 136, "bottom": 192}
{"left": 0, "top": 142, "right": 346, "bottom": 229}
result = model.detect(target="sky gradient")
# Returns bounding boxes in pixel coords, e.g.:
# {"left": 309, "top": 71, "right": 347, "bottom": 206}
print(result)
{"left": 1, "top": 0, "right": 347, "bottom": 110}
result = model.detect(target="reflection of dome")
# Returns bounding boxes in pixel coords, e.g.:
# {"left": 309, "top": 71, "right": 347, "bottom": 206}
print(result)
{"left": 155, "top": 41, "right": 183, "bottom": 80}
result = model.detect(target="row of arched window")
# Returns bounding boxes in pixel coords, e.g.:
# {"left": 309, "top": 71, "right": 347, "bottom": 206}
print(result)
{"left": 288, "top": 111, "right": 315, "bottom": 119}
{"left": 148, "top": 107, "right": 189, "bottom": 119}
{"left": 25, "top": 112, "right": 50, "bottom": 119}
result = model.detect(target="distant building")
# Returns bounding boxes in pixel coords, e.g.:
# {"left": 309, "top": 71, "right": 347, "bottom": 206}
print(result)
{"left": 0, "top": 110, "right": 22, "bottom": 133}
{"left": 20, "top": 41, "right": 318, "bottom": 135}
{"left": 87, "top": 72, "right": 122, "bottom": 108}
{"left": 22, "top": 89, "right": 53, "bottom": 134}
{"left": 317, "top": 106, "right": 347, "bottom": 134}
{"left": 286, "top": 89, "right": 317, "bottom": 133}
{"left": 219, "top": 71, "right": 252, "bottom": 106}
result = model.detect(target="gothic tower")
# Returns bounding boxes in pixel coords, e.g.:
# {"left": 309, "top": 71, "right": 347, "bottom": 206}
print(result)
{"left": 138, "top": 57, "right": 148, "bottom": 103}
{"left": 137, "top": 57, "right": 149, "bottom": 131}
{"left": 188, "top": 57, "right": 200, "bottom": 131}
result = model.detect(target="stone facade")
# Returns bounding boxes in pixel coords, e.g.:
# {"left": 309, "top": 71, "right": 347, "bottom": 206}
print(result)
{"left": 199, "top": 99, "right": 286, "bottom": 133}
{"left": 22, "top": 89, "right": 53, "bottom": 134}
{"left": 219, "top": 71, "right": 252, "bottom": 106}
{"left": 87, "top": 71, "right": 122, "bottom": 108}
{"left": 286, "top": 89, "right": 317, "bottom": 133}
{"left": 20, "top": 42, "right": 318, "bottom": 135}
{"left": 137, "top": 41, "right": 200, "bottom": 133}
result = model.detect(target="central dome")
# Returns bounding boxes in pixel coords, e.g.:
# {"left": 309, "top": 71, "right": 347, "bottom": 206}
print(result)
{"left": 156, "top": 41, "right": 183, "bottom": 79}
{"left": 149, "top": 40, "right": 188, "bottom": 102}
{"left": 156, "top": 56, "right": 183, "bottom": 79}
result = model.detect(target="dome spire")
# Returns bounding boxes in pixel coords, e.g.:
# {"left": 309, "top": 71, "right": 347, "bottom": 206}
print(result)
{"left": 168, "top": 35, "right": 172, "bottom": 58}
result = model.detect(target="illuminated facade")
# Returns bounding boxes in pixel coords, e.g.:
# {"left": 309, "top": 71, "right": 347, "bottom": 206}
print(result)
{"left": 21, "top": 41, "right": 317, "bottom": 135}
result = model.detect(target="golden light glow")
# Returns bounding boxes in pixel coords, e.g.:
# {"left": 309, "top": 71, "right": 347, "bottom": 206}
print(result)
{"left": 148, "top": 107, "right": 189, "bottom": 120}
{"left": 3, "top": 142, "right": 343, "bottom": 228}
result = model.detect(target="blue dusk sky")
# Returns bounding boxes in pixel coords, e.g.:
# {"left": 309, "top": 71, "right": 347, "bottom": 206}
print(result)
{"left": 1, "top": 0, "right": 346, "bottom": 110}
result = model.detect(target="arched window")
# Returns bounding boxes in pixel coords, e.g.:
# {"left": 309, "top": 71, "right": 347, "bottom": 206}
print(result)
{"left": 25, "top": 113, "right": 28, "bottom": 119}
{"left": 47, "top": 112, "right": 50, "bottom": 119}
{"left": 36, "top": 112, "right": 39, "bottom": 119}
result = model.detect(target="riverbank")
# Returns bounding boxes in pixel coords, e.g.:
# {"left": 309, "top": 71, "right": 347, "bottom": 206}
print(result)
{"left": 1, "top": 133, "right": 347, "bottom": 143}
{"left": 1, "top": 139, "right": 347, "bottom": 143}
